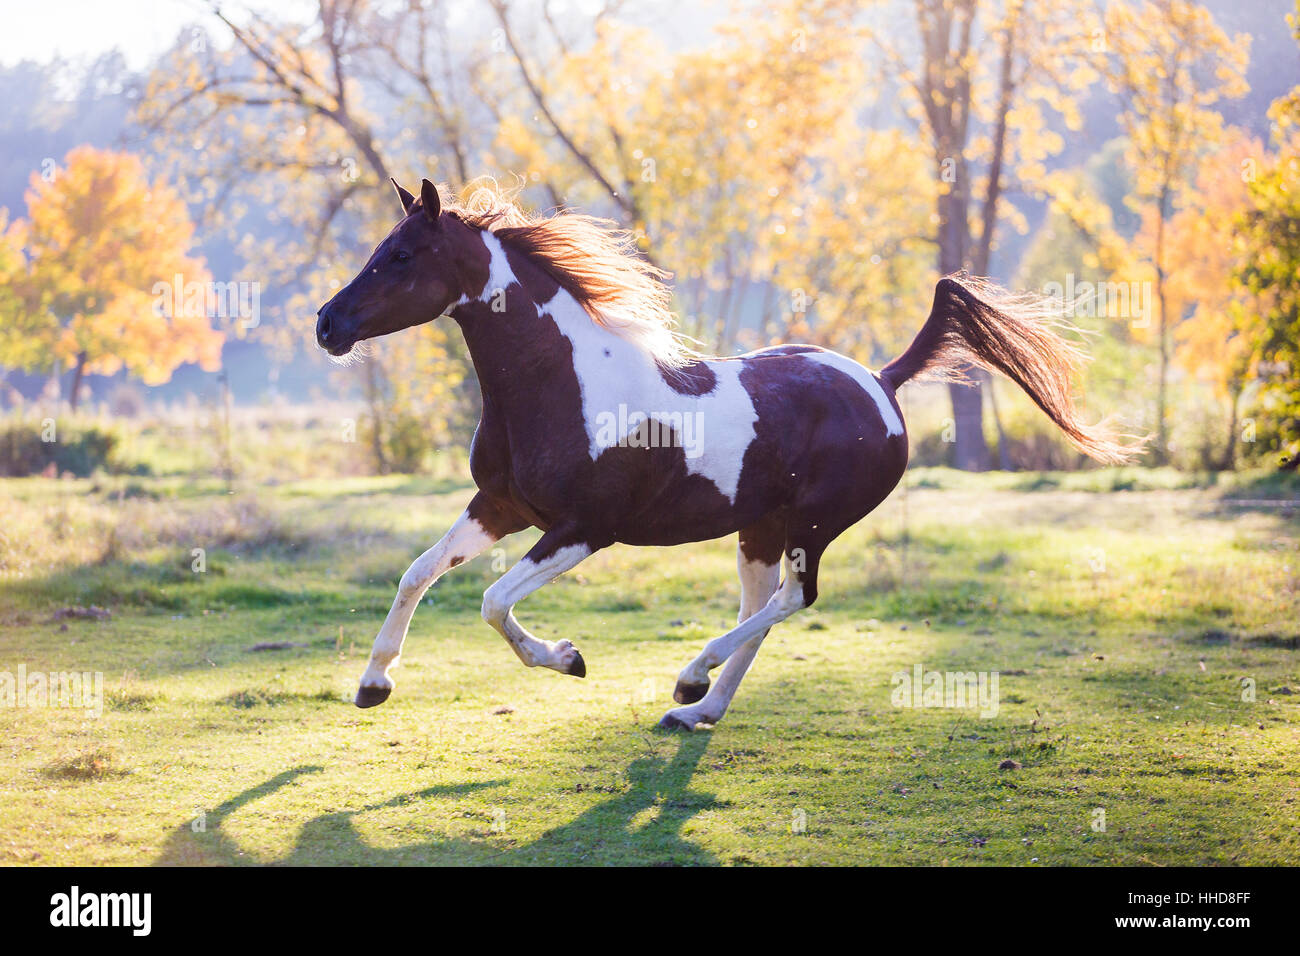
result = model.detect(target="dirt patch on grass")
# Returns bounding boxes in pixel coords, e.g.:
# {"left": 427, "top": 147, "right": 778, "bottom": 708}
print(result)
{"left": 43, "top": 748, "right": 127, "bottom": 780}
{"left": 219, "top": 686, "right": 340, "bottom": 708}
{"left": 106, "top": 690, "right": 163, "bottom": 712}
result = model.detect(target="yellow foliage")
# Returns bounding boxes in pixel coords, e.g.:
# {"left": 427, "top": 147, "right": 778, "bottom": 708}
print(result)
{"left": 492, "top": 0, "right": 934, "bottom": 358}
{"left": 1160, "top": 132, "right": 1270, "bottom": 397}
{"left": 11, "top": 146, "right": 222, "bottom": 387}
{"left": 1101, "top": 0, "right": 1251, "bottom": 204}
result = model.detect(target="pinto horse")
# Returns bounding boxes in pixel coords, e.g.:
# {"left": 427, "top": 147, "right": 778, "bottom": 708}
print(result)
{"left": 316, "top": 178, "right": 1135, "bottom": 731}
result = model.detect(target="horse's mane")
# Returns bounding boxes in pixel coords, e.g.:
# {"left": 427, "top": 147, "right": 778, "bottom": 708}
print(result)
{"left": 439, "top": 182, "right": 697, "bottom": 368}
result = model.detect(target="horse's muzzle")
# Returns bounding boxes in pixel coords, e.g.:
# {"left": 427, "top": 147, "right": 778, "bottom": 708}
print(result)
{"left": 315, "top": 307, "right": 353, "bottom": 355}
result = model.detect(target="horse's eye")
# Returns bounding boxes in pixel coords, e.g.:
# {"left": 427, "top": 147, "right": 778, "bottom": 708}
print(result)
{"left": 395, "top": 250, "right": 411, "bottom": 262}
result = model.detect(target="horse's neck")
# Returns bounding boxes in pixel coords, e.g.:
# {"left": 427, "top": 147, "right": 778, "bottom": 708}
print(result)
{"left": 450, "top": 267, "right": 650, "bottom": 416}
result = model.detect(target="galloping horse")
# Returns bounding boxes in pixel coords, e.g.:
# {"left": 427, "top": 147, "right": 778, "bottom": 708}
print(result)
{"left": 316, "top": 179, "right": 1135, "bottom": 731}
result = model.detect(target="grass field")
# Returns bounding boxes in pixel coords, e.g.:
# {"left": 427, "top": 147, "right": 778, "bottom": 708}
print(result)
{"left": 1, "top": 467, "right": 1297, "bottom": 865}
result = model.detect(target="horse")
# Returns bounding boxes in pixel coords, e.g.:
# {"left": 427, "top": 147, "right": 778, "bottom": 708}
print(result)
{"left": 316, "top": 178, "right": 1137, "bottom": 731}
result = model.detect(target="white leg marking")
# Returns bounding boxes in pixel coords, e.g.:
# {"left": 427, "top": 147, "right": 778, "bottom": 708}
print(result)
{"left": 664, "top": 554, "right": 804, "bottom": 728}
{"left": 481, "top": 542, "right": 592, "bottom": 672}
{"left": 677, "top": 552, "right": 779, "bottom": 690}
{"left": 358, "top": 511, "right": 497, "bottom": 693}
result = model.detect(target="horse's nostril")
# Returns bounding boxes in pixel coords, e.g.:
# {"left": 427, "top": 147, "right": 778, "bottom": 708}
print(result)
{"left": 317, "top": 313, "right": 333, "bottom": 343}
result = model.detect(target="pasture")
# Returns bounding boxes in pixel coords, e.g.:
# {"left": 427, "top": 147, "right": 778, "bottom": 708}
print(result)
{"left": 1, "top": 467, "right": 1297, "bottom": 866}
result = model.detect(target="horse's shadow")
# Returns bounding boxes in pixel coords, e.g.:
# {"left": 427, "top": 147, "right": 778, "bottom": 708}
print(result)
{"left": 154, "top": 733, "right": 717, "bottom": 866}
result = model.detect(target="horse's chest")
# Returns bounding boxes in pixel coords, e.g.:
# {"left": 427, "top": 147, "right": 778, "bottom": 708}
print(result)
{"left": 467, "top": 409, "right": 580, "bottom": 526}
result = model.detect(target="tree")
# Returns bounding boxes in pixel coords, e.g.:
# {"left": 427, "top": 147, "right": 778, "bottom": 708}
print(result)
{"left": 6, "top": 146, "right": 221, "bottom": 409}
{"left": 1164, "top": 132, "right": 1269, "bottom": 468}
{"left": 1099, "top": 0, "right": 1250, "bottom": 463}
{"left": 874, "top": 0, "right": 1102, "bottom": 470}
{"left": 1015, "top": 163, "right": 1152, "bottom": 460}
{"left": 135, "top": 0, "right": 495, "bottom": 462}
{"left": 492, "top": 0, "right": 935, "bottom": 362}
{"left": 1236, "top": 4, "right": 1300, "bottom": 469}
{"left": 140, "top": 0, "right": 934, "bottom": 447}
{"left": 0, "top": 213, "right": 34, "bottom": 370}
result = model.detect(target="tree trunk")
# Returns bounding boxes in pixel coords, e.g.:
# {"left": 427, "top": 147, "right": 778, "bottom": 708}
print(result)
{"left": 1219, "top": 383, "right": 1242, "bottom": 471}
{"left": 970, "top": 10, "right": 1018, "bottom": 473}
{"left": 913, "top": 0, "right": 987, "bottom": 471}
{"left": 364, "top": 359, "right": 388, "bottom": 476}
{"left": 938, "top": 184, "right": 989, "bottom": 471}
{"left": 984, "top": 370, "right": 1013, "bottom": 470}
{"left": 949, "top": 382, "right": 991, "bottom": 471}
{"left": 68, "top": 351, "right": 88, "bottom": 412}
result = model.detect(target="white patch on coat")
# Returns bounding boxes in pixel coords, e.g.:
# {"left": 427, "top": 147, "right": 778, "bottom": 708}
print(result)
{"left": 460, "top": 232, "right": 759, "bottom": 503}
{"left": 450, "top": 231, "right": 519, "bottom": 311}
{"left": 543, "top": 292, "right": 758, "bottom": 503}
{"left": 478, "top": 232, "right": 520, "bottom": 304}
{"left": 799, "top": 350, "right": 904, "bottom": 436}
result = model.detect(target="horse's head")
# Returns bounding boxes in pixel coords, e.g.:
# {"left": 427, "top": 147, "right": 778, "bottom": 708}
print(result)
{"left": 315, "top": 178, "right": 473, "bottom": 356}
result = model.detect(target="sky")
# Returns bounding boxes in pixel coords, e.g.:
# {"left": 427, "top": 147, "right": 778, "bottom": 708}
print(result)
{"left": 0, "top": 0, "right": 626, "bottom": 70}
{"left": 0, "top": 0, "right": 209, "bottom": 68}
{"left": 0, "top": 0, "right": 341, "bottom": 70}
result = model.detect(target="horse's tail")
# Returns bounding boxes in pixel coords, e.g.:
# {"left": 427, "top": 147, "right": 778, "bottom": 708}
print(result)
{"left": 880, "top": 274, "right": 1144, "bottom": 464}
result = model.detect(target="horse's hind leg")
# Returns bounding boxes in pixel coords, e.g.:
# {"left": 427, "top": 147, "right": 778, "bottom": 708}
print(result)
{"left": 659, "top": 502, "right": 846, "bottom": 731}
{"left": 658, "top": 544, "right": 814, "bottom": 730}
{"left": 673, "top": 513, "right": 783, "bottom": 705}
{"left": 356, "top": 493, "right": 526, "bottom": 708}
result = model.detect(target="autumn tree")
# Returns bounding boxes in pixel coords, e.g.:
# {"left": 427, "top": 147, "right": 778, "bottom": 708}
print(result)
{"left": 1015, "top": 158, "right": 1152, "bottom": 461}
{"left": 491, "top": 0, "right": 935, "bottom": 362}
{"left": 1236, "top": 4, "right": 1300, "bottom": 469}
{"left": 1241, "top": 155, "right": 1300, "bottom": 470}
{"left": 870, "top": 0, "right": 1102, "bottom": 470}
{"left": 4, "top": 146, "right": 221, "bottom": 409}
{"left": 0, "top": 213, "right": 34, "bottom": 371}
{"left": 139, "top": 0, "right": 935, "bottom": 469}
{"left": 1162, "top": 132, "right": 1270, "bottom": 468}
{"left": 1099, "top": 0, "right": 1250, "bottom": 463}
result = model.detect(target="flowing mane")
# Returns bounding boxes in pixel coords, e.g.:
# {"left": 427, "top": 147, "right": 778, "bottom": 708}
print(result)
{"left": 438, "top": 183, "right": 698, "bottom": 367}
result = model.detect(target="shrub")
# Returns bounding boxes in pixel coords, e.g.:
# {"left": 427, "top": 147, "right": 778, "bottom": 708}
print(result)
{"left": 0, "top": 420, "right": 122, "bottom": 477}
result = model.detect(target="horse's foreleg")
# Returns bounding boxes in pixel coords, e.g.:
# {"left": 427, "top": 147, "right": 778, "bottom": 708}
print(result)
{"left": 480, "top": 525, "right": 598, "bottom": 676}
{"left": 356, "top": 493, "right": 525, "bottom": 708}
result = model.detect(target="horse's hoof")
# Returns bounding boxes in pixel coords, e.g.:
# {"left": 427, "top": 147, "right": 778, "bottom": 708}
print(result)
{"left": 566, "top": 650, "right": 586, "bottom": 678}
{"left": 673, "top": 678, "right": 709, "bottom": 705}
{"left": 355, "top": 684, "right": 392, "bottom": 708}
{"left": 657, "top": 713, "right": 695, "bottom": 732}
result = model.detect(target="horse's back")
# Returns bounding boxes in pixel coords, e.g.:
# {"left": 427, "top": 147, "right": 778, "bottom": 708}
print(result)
{"left": 728, "top": 343, "right": 907, "bottom": 451}
{"left": 725, "top": 343, "right": 909, "bottom": 525}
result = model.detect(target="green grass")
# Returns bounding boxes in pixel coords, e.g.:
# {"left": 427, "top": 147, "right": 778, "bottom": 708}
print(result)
{"left": 1, "top": 467, "right": 1297, "bottom": 865}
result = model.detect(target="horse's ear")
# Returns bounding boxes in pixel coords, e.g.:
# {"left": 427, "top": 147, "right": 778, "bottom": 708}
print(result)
{"left": 391, "top": 178, "right": 415, "bottom": 216}
{"left": 420, "top": 178, "right": 441, "bottom": 224}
